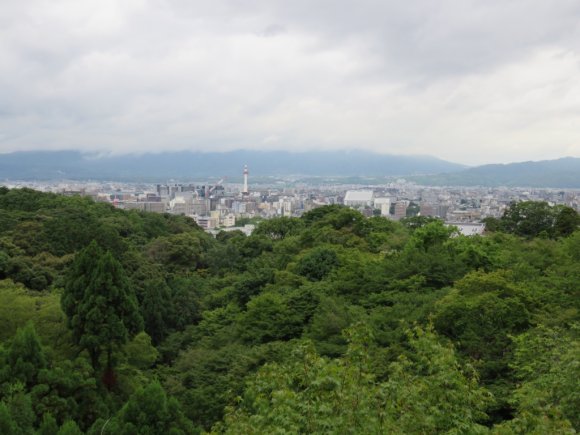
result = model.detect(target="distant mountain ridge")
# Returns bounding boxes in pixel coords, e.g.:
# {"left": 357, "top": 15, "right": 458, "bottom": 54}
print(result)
{"left": 1, "top": 151, "right": 578, "bottom": 187}
{"left": 412, "top": 157, "right": 580, "bottom": 188}
{"left": 0, "top": 150, "right": 465, "bottom": 181}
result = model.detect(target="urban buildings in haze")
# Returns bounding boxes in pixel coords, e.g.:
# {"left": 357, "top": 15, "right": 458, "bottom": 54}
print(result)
{"left": 5, "top": 166, "right": 579, "bottom": 235}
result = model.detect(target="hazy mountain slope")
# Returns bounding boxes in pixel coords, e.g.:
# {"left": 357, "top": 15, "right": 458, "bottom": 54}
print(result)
{"left": 413, "top": 157, "right": 580, "bottom": 188}
{"left": 0, "top": 150, "right": 465, "bottom": 180}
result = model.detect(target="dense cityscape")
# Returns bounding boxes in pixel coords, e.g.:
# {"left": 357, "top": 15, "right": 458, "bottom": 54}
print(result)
{"left": 3, "top": 164, "right": 579, "bottom": 237}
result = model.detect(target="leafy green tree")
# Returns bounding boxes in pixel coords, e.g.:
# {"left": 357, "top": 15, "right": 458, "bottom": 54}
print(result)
{"left": 38, "top": 413, "right": 59, "bottom": 435}
{"left": 0, "top": 402, "right": 16, "bottom": 435}
{"left": 62, "top": 241, "right": 143, "bottom": 374}
{"left": 295, "top": 247, "right": 340, "bottom": 281}
{"left": 498, "top": 201, "right": 577, "bottom": 239}
{"left": 6, "top": 322, "right": 46, "bottom": 387}
{"left": 381, "top": 327, "right": 491, "bottom": 433}
{"left": 4, "top": 388, "right": 36, "bottom": 435}
{"left": 99, "top": 381, "right": 194, "bottom": 435}
{"left": 507, "top": 325, "right": 579, "bottom": 431}
{"left": 57, "top": 420, "right": 83, "bottom": 435}
{"left": 236, "top": 234, "right": 273, "bottom": 260}
{"left": 501, "top": 201, "right": 552, "bottom": 237}
{"left": 31, "top": 358, "right": 105, "bottom": 430}
{"left": 146, "top": 232, "right": 210, "bottom": 271}
{"left": 400, "top": 215, "right": 441, "bottom": 231}
{"left": 301, "top": 204, "right": 345, "bottom": 224}
{"left": 384, "top": 220, "right": 463, "bottom": 289}
{"left": 206, "top": 242, "right": 242, "bottom": 275}
{"left": 140, "top": 278, "right": 172, "bottom": 345}
{"left": 285, "top": 284, "right": 321, "bottom": 327}
{"left": 482, "top": 216, "right": 502, "bottom": 233}
{"left": 554, "top": 205, "right": 580, "bottom": 237}
{"left": 407, "top": 220, "right": 457, "bottom": 251}
{"left": 166, "top": 276, "right": 204, "bottom": 330}
{"left": 169, "top": 343, "right": 255, "bottom": 430}
{"left": 253, "top": 217, "right": 304, "bottom": 240}
{"left": 122, "top": 332, "right": 159, "bottom": 370}
{"left": 238, "top": 292, "right": 301, "bottom": 344}
{"left": 214, "top": 324, "right": 491, "bottom": 434}
{"left": 434, "top": 272, "right": 531, "bottom": 377}
{"left": 305, "top": 297, "right": 360, "bottom": 357}
{"left": 434, "top": 271, "right": 532, "bottom": 421}
{"left": 232, "top": 268, "right": 274, "bottom": 306}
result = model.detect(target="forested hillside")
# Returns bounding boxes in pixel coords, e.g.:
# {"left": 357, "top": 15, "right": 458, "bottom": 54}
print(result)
{"left": 0, "top": 187, "right": 578, "bottom": 434}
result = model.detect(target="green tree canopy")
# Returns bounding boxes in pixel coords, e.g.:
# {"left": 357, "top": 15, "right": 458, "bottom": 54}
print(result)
{"left": 97, "top": 381, "right": 194, "bottom": 435}
{"left": 62, "top": 241, "right": 143, "bottom": 375}
{"left": 5, "top": 322, "right": 46, "bottom": 387}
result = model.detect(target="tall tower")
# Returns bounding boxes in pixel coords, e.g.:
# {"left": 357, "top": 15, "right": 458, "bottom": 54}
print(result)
{"left": 242, "top": 165, "right": 249, "bottom": 195}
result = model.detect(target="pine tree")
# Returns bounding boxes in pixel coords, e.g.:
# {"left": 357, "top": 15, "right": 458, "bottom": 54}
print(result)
{"left": 57, "top": 420, "right": 83, "bottom": 435}
{"left": 38, "top": 413, "right": 59, "bottom": 435}
{"left": 0, "top": 402, "right": 16, "bottom": 435}
{"left": 99, "top": 381, "right": 194, "bottom": 434}
{"left": 6, "top": 321, "right": 46, "bottom": 387}
{"left": 62, "top": 241, "right": 143, "bottom": 380}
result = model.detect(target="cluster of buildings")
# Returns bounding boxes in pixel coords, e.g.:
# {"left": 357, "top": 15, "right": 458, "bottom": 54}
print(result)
{"left": 5, "top": 168, "right": 580, "bottom": 236}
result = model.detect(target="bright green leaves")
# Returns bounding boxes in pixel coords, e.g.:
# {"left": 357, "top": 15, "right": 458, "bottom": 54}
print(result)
{"left": 216, "top": 324, "right": 491, "bottom": 434}
{"left": 506, "top": 325, "right": 580, "bottom": 431}
{"left": 96, "top": 381, "right": 194, "bottom": 435}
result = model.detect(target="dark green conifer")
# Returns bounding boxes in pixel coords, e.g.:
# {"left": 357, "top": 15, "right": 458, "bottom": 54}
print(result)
{"left": 38, "top": 413, "right": 59, "bottom": 435}
{"left": 7, "top": 322, "right": 46, "bottom": 386}
{"left": 62, "top": 241, "right": 143, "bottom": 376}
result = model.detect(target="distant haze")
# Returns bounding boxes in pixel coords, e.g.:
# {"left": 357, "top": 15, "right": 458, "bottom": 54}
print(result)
{"left": 0, "top": 150, "right": 466, "bottom": 181}
{"left": 1, "top": 1, "right": 579, "bottom": 165}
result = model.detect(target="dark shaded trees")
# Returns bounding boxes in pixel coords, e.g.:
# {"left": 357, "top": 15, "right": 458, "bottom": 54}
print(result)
{"left": 499, "top": 201, "right": 579, "bottom": 238}
{"left": 62, "top": 241, "right": 143, "bottom": 375}
{"left": 295, "top": 247, "right": 340, "bottom": 281}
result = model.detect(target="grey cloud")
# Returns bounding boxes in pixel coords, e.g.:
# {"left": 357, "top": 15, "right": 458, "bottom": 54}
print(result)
{"left": 259, "top": 24, "right": 287, "bottom": 38}
{"left": 0, "top": 0, "right": 579, "bottom": 164}
{"left": 234, "top": 0, "right": 580, "bottom": 79}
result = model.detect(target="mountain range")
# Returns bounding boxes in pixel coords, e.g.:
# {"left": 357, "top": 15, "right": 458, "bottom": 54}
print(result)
{"left": 412, "top": 157, "right": 580, "bottom": 188}
{"left": 0, "top": 150, "right": 464, "bottom": 181}
{"left": 0, "top": 150, "right": 579, "bottom": 187}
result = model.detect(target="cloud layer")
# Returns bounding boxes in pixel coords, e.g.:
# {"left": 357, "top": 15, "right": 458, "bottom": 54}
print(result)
{"left": 1, "top": 0, "right": 579, "bottom": 164}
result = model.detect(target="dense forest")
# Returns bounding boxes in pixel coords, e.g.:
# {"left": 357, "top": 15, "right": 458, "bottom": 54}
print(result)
{"left": 0, "top": 187, "right": 578, "bottom": 434}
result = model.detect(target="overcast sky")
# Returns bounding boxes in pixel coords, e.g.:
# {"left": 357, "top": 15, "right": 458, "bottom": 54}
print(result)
{"left": 1, "top": 0, "right": 579, "bottom": 165}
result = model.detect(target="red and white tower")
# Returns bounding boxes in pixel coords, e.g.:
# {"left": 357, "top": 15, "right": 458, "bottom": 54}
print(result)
{"left": 242, "top": 165, "right": 249, "bottom": 195}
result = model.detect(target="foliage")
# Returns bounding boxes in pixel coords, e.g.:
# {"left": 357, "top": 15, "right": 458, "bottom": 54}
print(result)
{"left": 294, "top": 246, "right": 340, "bottom": 281}
{"left": 62, "top": 241, "right": 143, "bottom": 372}
{"left": 0, "top": 189, "right": 578, "bottom": 433}
{"left": 498, "top": 201, "right": 579, "bottom": 238}
{"left": 4, "top": 322, "right": 47, "bottom": 387}
{"left": 507, "top": 324, "right": 580, "bottom": 430}
{"left": 96, "top": 381, "right": 194, "bottom": 435}
{"left": 214, "top": 324, "right": 491, "bottom": 434}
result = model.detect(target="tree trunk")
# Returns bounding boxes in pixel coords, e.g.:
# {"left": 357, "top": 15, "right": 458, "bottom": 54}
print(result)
{"left": 102, "top": 344, "right": 117, "bottom": 390}
{"left": 89, "top": 348, "right": 100, "bottom": 370}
